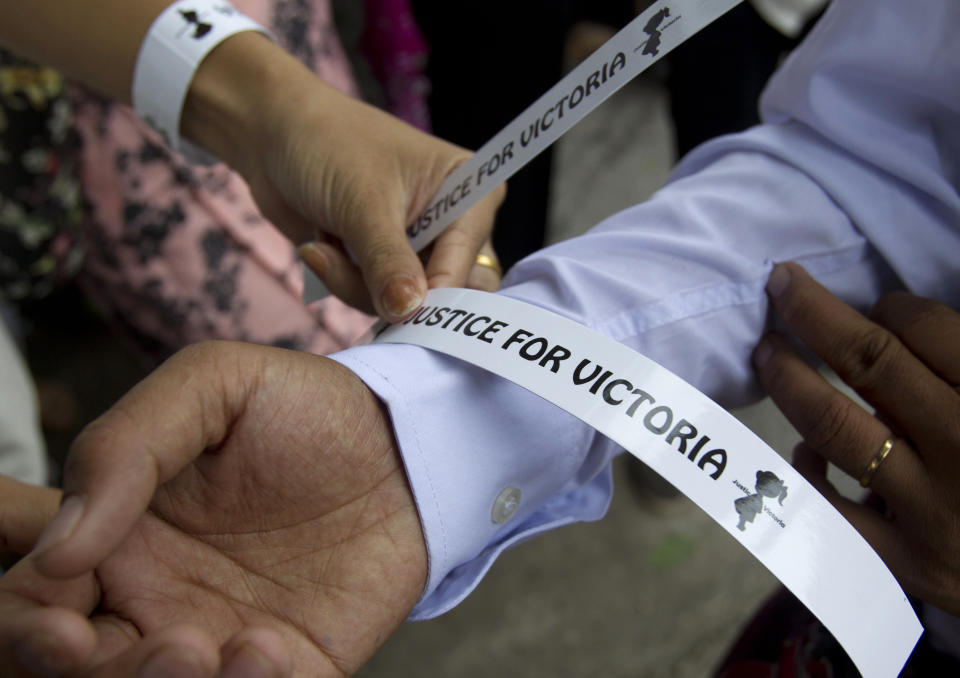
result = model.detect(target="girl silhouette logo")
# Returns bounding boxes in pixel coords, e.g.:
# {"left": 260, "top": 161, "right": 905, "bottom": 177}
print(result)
{"left": 735, "top": 470, "right": 788, "bottom": 531}
{"left": 179, "top": 10, "right": 214, "bottom": 39}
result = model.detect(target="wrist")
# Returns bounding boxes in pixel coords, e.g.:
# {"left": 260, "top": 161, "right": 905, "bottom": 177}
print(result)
{"left": 180, "top": 30, "right": 281, "bottom": 167}
{"left": 181, "top": 29, "right": 343, "bottom": 172}
{"left": 132, "top": 1, "right": 270, "bottom": 164}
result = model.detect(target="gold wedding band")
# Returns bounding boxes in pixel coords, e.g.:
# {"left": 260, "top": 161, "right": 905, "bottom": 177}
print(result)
{"left": 859, "top": 438, "right": 894, "bottom": 488}
{"left": 475, "top": 253, "right": 502, "bottom": 277}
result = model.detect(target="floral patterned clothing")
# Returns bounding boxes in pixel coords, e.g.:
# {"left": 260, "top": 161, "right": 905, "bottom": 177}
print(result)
{"left": 70, "top": 0, "right": 374, "bottom": 361}
{"left": 0, "top": 53, "right": 83, "bottom": 302}
{"left": 1, "top": 0, "right": 382, "bottom": 361}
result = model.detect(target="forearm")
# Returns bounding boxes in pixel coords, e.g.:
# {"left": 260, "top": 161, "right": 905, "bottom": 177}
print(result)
{"left": 178, "top": 29, "right": 318, "bottom": 168}
{"left": 0, "top": 0, "right": 171, "bottom": 103}
{"left": 0, "top": 0, "right": 321, "bottom": 168}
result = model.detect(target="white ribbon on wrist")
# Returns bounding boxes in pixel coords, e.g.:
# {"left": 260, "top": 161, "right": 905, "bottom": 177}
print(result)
{"left": 133, "top": 0, "right": 269, "bottom": 164}
{"left": 375, "top": 287, "right": 923, "bottom": 678}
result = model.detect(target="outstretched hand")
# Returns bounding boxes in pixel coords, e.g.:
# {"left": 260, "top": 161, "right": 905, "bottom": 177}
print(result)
{"left": 755, "top": 262, "right": 960, "bottom": 615}
{"left": 0, "top": 342, "right": 427, "bottom": 677}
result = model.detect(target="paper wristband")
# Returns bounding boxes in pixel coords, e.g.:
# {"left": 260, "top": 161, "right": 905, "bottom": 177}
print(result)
{"left": 304, "top": 0, "right": 744, "bottom": 301}
{"left": 374, "top": 288, "right": 923, "bottom": 678}
{"left": 133, "top": 0, "right": 268, "bottom": 163}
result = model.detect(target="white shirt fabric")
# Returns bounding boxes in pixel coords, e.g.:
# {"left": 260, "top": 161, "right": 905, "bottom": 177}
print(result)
{"left": 334, "top": 0, "right": 960, "bottom": 620}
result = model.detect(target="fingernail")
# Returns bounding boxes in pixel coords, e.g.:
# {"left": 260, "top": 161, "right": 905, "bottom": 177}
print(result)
{"left": 32, "top": 494, "right": 84, "bottom": 558}
{"left": 380, "top": 275, "right": 423, "bottom": 320}
{"left": 222, "top": 644, "right": 276, "bottom": 678}
{"left": 297, "top": 243, "right": 327, "bottom": 278}
{"left": 753, "top": 337, "right": 774, "bottom": 369}
{"left": 766, "top": 264, "right": 791, "bottom": 299}
{"left": 16, "top": 632, "right": 71, "bottom": 676}
{"left": 139, "top": 647, "right": 206, "bottom": 678}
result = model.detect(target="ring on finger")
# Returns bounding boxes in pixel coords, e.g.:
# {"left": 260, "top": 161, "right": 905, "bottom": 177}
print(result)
{"left": 859, "top": 438, "right": 894, "bottom": 488}
{"left": 475, "top": 253, "right": 502, "bottom": 277}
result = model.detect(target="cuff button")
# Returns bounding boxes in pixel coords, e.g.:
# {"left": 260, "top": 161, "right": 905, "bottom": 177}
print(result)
{"left": 491, "top": 487, "right": 522, "bottom": 524}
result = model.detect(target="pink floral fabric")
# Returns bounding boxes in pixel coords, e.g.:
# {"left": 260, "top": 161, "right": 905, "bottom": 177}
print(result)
{"left": 72, "top": 0, "right": 374, "bottom": 361}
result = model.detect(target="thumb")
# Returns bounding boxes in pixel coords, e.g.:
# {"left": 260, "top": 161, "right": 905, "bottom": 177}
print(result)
{"left": 343, "top": 204, "right": 427, "bottom": 322}
{"left": 30, "top": 341, "right": 254, "bottom": 579}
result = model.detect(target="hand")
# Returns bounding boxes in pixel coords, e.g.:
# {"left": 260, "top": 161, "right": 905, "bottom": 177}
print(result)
{"left": 185, "top": 34, "right": 505, "bottom": 322}
{"left": 0, "top": 342, "right": 427, "bottom": 677}
{"left": 754, "top": 262, "right": 960, "bottom": 615}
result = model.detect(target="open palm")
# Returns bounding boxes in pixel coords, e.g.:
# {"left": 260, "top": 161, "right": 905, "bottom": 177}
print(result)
{"left": 0, "top": 343, "right": 426, "bottom": 677}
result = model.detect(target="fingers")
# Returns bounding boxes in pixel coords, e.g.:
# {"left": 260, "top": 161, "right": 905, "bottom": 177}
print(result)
{"left": 0, "top": 556, "right": 99, "bottom": 676}
{"left": 791, "top": 444, "right": 918, "bottom": 591}
{"left": 218, "top": 628, "right": 291, "bottom": 678}
{"left": 342, "top": 202, "right": 427, "bottom": 322}
{"left": 465, "top": 241, "right": 503, "bottom": 292}
{"left": 764, "top": 262, "right": 956, "bottom": 456}
{"left": 31, "top": 342, "right": 254, "bottom": 579}
{"left": 871, "top": 291, "right": 960, "bottom": 387}
{"left": 1, "top": 562, "right": 287, "bottom": 677}
{"left": 0, "top": 477, "right": 61, "bottom": 555}
{"left": 298, "top": 242, "right": 375, "bottom": 315}
{"left": 302, "top": 235, "right": 503, "bottom": 310}
{"left": 3, "top": 614, "right": 289, "bottom": 678}
{"left": 80, "top": 626, "right": 289, "bottom": 678}
{"left": 0, "top": 567, "right": 287, "bottom": 678}
{"left": 425, "top": 185, "right": 503, "bottom": 290}
{"left": 302, "top": 183, "right": 503, "bottom": 317}
{"left": 75, "top": 625, "right": 219, "bottom": 678}
{"left": 754, "top": 333, "right": 925, "bottom": 504}
{"left": 1, "top": 606, "right": 97, "bottom": 677}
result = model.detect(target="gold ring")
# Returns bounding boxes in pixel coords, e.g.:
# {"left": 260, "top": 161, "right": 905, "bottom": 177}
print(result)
{"left": 475, "top": 253, "right": 502, "bottom": 277}
{"left": 859, "top": 438, "right": 893, "bottom": 488}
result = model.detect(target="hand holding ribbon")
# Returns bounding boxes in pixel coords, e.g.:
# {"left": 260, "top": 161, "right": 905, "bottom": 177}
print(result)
{"left": 756, "top": 262, "right": 960, "bottom": 615}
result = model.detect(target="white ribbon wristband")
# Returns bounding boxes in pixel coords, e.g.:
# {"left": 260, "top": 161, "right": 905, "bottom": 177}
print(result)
{"left": 133, "top": 0, "right": 268, "bottom": 164}
{"left": 375, "top": 288, "right": 923, "bottom": 678}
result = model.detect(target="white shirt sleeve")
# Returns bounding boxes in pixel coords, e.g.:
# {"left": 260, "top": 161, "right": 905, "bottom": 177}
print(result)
{"left": 333, "top": 0, "right": 960, "bottom": 620}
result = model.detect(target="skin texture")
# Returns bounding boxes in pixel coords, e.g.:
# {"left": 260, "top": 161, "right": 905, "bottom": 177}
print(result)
{"left": 0, "top": 344, "right": 427, "bottom": 677}
{"left": 755, "top": 262, "right": 960, "bottom": 615}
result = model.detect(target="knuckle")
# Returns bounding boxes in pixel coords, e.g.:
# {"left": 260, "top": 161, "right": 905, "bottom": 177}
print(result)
{"left": 833, "top": 325, "right": 901, "bottom": 391}
{"left": 757, "top": 344, "right": 791, "bottom": 392}
{"left": 805, "top": 392, "right": 860, "bottom": 451}
{"left": 438, "top": 225, "right": 478, "bottom": 253}
{"left": 360, "top": 240, "right": 407, "bottom": 274}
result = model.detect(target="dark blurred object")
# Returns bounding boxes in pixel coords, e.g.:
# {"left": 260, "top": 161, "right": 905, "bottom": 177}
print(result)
{"left": 19, "top": 284, "right": 148, "bottom": 474}
{"left": 714, "top": 585, "right": 960, "bottom": 677}
{"left": 411, "top": 1, "right": 576, "bottom": 272}
{"left": 666, "top": 2, "right": 797, "bottom": 158}
{"left": 0, "top": 49, "right": 84, "bottom": 304}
